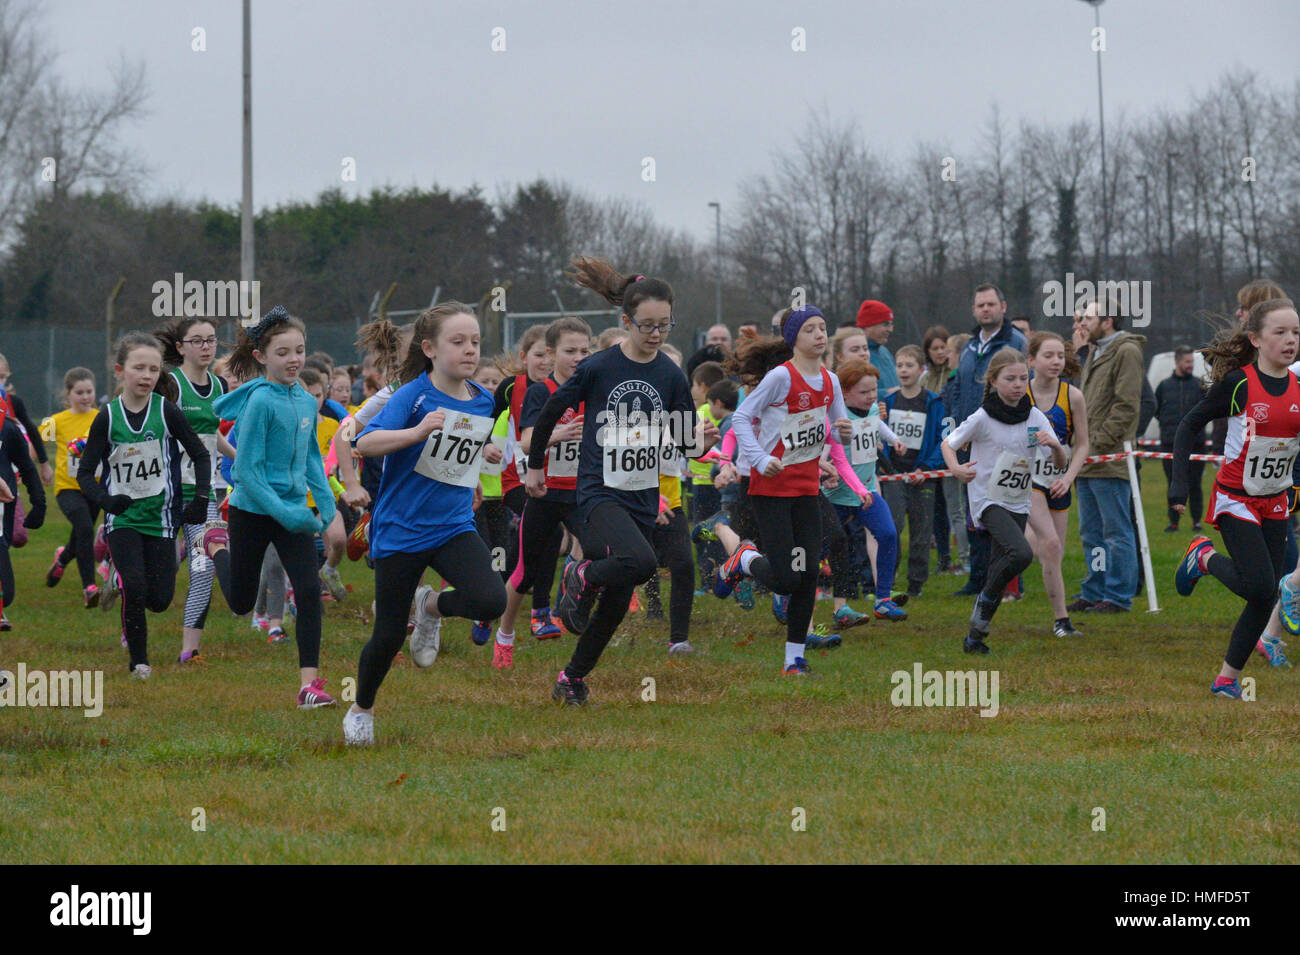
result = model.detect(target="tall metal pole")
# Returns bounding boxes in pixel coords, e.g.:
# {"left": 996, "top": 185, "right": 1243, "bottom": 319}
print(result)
{"left": 1078, "top": 0, "right": 1108, "bottom": 276}
{"left": 240, "top": 0, "right": 255, "bottom": 332}
{"left": 708, "top": 201, "right": 721, "bottom": 326}
{"left": 1166, "top": 151, "right": 1179, "bottom": 322}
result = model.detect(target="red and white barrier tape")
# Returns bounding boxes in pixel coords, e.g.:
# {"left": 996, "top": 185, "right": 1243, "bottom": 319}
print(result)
{"left": 873, "top": 449, "right": 1224, "bottom": 482}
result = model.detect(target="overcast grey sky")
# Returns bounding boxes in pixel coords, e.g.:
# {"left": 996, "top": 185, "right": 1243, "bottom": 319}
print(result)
{"left": 44, "top": 0, "right": 1299, "bottom": 243}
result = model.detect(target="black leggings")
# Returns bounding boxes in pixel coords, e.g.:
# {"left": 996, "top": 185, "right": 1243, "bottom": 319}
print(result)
{"left": 0, "top": 544, "right": 11, "bottom": 609}
{"left": 108, "top": 527, "right": 179, "bottom": 670}
{"left": 646, "top": 507, "right": 695, "bottom": 644}
{"left": 1210, "top": 515, "right": 1289, "bottom": 671}
{"left": 56, "top": 489, "right": 100, "bottom": 588}
{"left": 817, "top": 493, "right": 853, "bottom": 598}
{"left": 978, "top": 505, "right": 1033, "bottom": 627}
{"left": 475, "top": 498, "right": 516, "bottom": 581}
{"left": 356, "top": 531, "right": 507, "bottom": 708}
{"left": 749, "top": 494, "right": 823, "bottom": 644}
{"left": 227, "top": 506, "right": 324, "bottom": 669}
{"left": 508, "top": 496, "right": 576, "bottom": 604}
{"left": 565, "top": 501, "right": 658, "bottom": 680}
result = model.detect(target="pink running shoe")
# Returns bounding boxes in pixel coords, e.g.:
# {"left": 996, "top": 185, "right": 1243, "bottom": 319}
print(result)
{"left": 493, "top": 641, "right": 514, "bottom": 669}
{"left": 94, "top": 524, "right": 109, "bottom": 562}
{"left": 201, "top": 520, "right": 229, "bottom": 558}
{"left": 297, "top": 677, "right": 336, "bottom": 709}
{"left": 46, "top": 547, "right": 67, "bottom": 588}
{"left": 83, "top": 584, "right": 100, "bottom": 609}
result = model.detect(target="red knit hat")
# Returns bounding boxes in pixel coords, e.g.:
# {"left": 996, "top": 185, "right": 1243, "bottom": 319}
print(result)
{"left": 856, "top": 300, "right": 894, "bottom": 329}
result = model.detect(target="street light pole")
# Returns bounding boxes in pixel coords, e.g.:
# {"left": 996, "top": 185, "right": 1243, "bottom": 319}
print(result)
{"left": 1077, "top": 0, "right": 1108, "bottom": 276}
{"left": 708, "top": 201, "right": 721, "bottom": 326}
{"left": 240, "top": 0, "right": 255, "bottom": 335}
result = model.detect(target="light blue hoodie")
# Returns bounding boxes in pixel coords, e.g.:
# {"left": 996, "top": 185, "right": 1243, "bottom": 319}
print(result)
{"left": 213, "top": 378, "right": 334, "bottom": 535}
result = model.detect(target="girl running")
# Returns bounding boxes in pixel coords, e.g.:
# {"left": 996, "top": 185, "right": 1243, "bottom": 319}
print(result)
{"left": 213, "top": 307, "right": 338, "bottom": 708}
{"left": 0, "top": 402, "right": 45, "bottom": 629}
{"left": 155, "top": 317, "right": 237, "bottom": 662}
{"left": 711, "top": 306, "right": 859, "bottom": 675}
{"left": 77, "top": 333, "right": 211, "bottom": 677}
{"left": 1025, "top": 332, "right": 1089, "bottom": 638}
{"left": 41, "top": 368, "right": 105, "bottom": 607}
{"left": 1171, "top": 298, "right": 1300, "bottom": 698}
{"left": 492, "top": 317, "right": 591, "bottom": 669}
{"left": 344, "top": 303, "right": 507, "bottom": 744}
{"left": 942, "top": 348, "right": 1066, "bottom": 654}
{"left": 528, "top": 258, "right": 715, "bottom": 704}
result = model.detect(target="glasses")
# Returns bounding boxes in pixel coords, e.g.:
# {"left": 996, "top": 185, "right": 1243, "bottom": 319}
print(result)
{"left": 183, "top": 337, "right": 219, "bottom": 347}
{"left": 633, "top": 320, "right": 675, "bottom": 335}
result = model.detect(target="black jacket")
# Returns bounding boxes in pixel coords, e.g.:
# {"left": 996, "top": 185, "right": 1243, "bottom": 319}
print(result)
{"left": 1154, "top": 371, "right": 1206, "bottom": 446}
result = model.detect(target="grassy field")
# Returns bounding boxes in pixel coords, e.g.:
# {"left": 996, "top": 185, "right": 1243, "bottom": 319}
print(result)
{"left": 3, "top": 472, "right": 1299, "bottom": 864}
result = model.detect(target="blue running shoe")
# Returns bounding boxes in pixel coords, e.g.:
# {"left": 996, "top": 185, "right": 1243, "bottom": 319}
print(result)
{"left": 531, "top": 608, "right": 562, "bottom": 640}
{"left": 735, "top": 579, "right": 755, "bottom": 611}
{"left": 714, "top": 541, "right": 757, "bottom": 598}
{"left": 783, "top": 656, "right": 815, "bottom": 676}
{"left": 1175, "top": 535, "right": 1214, "bottom": 597}
{"left": 771, "top": 593, "right": 789, "bottom": 625}
{"left": 1211, "top": 676, "right": 1243, "bottom": 700}
{"left": 873, "top": 597, "right": 907, "bottom": 621}
{"left": 1279, "top": 575, "right": 1300, "bottom": 635}
{"left": 805, "top": 624, "right": 841, "bottom": 650}
{"left": 471, "top": 620, "right": 492, "bottom": 646}
{"left": 691, "top": 512, "right": 727, "bottom": 545}
{"left": 1256, "top": 635, "right": 1292, "bottom": 668}
{"left": 832, "top": 605, "right": 871, "bottom": 630}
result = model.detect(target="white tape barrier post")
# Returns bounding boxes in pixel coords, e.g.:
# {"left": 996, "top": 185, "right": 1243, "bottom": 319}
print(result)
{"left": 1125, "top": 440, "right": 1159, "bottom": 613}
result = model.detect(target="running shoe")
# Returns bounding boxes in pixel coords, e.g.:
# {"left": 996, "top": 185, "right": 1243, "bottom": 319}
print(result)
{"left": 628, "top": 591, "right": 641, "bottom": 613}
{"left": 873, "top": 597, "right": 907, "bottom": 621}
{"left": 250, "top": 613, "right": 270, "bottom": 632}
{"left": 771, "top": 593, "right": 789, "bottom": 625}
{"left": 804, "top": 625, "right": 841, "bottom": 650}
{"left": 556, "top": 560, "right": 601, "bottom": 636}
{"left": 1279, "top": 574, "right": 1300, "bottom": 635}
{"left": 130, "top": 664, "right": 152, "bottom": 680}
{"left": 1053, "top": 619, "right": 1084, "bottom": 638}
{"left": 1256, "top": 635, "right": 1292, "bottom": 668}
{"left": 783, "top": 656, "right": 814, "bottom": 676}
{"left": 201, "top": 520, "right": 229, "bottom": 558}
{"left": 320, "top": 564, "right": 347, "bottom": 602}
{"left": 714, "top": 541, "right": 757, "bottom": 599}
{"left": 470, "top": 620, "right": 492, "bottom": 646}
{"left": 342, "top": 708, "right": 374, "bottom": 745}
{"left": 0, "top": 615, "right": 11, "bottom": 632}
{"left": 347, "top": 512, "right": 371, "bottom": 561}
{"left": 99, "top": 568, "right": 119, "bottom": 612}
{"left": 492, "top": 640, "right": 514, "bottom": 669}
{"left": 409, "top": 583, "right": 442, "bottom": 667}
{"left": 178, "top": 649, "right": 202, "bottom": 664}
{"left": 46, "top": 547, "right": 66, "bottom": 587}
{"left": 734, "top": 579, "right": 755, "bottom": 611}
{"left": 963, "top": 634, "right": 991, "bottom": 655}
{"left": 266, "top": 626, "right": 289, "bottom": 645}
{"left": 1211, "top": 676, "right": 1243, "bottom": 700}
{"left": 691, "top": 512, "right": 727, "bottom": 545}
{"left": 832, "top": 605, "right": 871, "bottom": 630}
{"left": 297, "top": 677, "right": 336, "bottom": 709}
{"left": 552, "top": 670, "right": 589, "bottom": 707}
{"left": 83, "top": 584, "right": 100, "bottom": 609}
{"left": 94, "top": 524, "right": 109, "bottom": 562}
{"left": 668, "top": 640, "right": 695, "bottom": 655}
{"left": 96, "top": 559, "right": 111, "bottom": 582}
{"left": 1175, "top": 535, "right": 1214, "bottom": 597}
{"left": 890, "top": 591, "right": 910, "bottom": 607}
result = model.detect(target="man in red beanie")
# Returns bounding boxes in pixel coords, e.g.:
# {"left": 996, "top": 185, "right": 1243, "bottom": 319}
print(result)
{"left": 856, "top": 299, "right": 899, "bottom": 395}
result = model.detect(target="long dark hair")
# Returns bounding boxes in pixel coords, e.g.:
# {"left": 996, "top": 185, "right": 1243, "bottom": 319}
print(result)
{"left": 1203, "top": 297, "right": 1297, "bottom": 382}
{"left": 154, "top": 316, "right": 217, "bottom": 367}
{"left": 567, "top": 256, "right": 672, "bottom": 320}
{"left": 725, "top": 307, "right": 794, "bottom": 386}
{"left": 398, "top": 302, "right": 478, "bottom": 384}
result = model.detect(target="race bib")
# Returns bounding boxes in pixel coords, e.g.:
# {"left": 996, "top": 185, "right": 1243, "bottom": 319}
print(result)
{"left": 850, "top": 416, "right": 878, "bottom": 466}
{"left": 660, "top": 430, "right": 682, "bottom": 475}
{"left": 548, "top": 438, "right": 580, "bottom": 478}
{"left": 413, "top": 409, "right": 494, "bottom": 488}
{"left": 778, "top": 410, "right": 827, "bottom": 467}
{"left": 890, "top": 410, "right": 926, "bottom": 451}
{"left": 986, "top": 450, "right": 1032, "bottom": 505}
{"left": 480, "top": 434, "right": 508, "bottom": 476}
{"left": 67, "top": 451, "right": 79, "bottom": 477}
{"left": 602, "top": 420, "right": 660, "bottom": 491}
{"left": 1242, "top": 435, "right": 1299, "bottom": 497}
{"left": 107, "top": 440, "right": 166, "bottom": 498}
{"left": 179, "top": 433, "right": 219, "bottom": 486}
{"left": 1033, "top": 445, "right": 1069, "bottom": 485}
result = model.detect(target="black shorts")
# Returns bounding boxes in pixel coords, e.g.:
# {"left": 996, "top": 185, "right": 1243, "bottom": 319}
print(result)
{"left": 1033, "top": 483, "right": 1071, "bottom": 512}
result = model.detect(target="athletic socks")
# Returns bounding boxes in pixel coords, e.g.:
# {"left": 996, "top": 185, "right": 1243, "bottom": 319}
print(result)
{"left": 739, "top": 548, "right": 758, "bottom": 575}
{"left": 1198, "top": 545, "right": 1214, "bottom": 574}
{"left": 784, "top": 641, "right": 804, "bottom": 669}
{"left": 496, "top": 628, "right": 515, "bottom": 647}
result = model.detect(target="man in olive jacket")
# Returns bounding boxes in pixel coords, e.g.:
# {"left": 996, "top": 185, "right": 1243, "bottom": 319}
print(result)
{"left": 1070, "top": 300, "right": 1145, "bottom": 613}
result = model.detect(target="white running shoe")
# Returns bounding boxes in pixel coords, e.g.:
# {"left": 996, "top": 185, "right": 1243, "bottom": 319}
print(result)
{"left": 668, "top": 640, "right": 695, "bottom": 655}
{"left": 320, "top": 564, "right": 346, "bottom": 601}
{"left": 409, "top": 584, "right": 442, "bottom": 668}
{"left": 342, "top": 708, "right": 374, "bottom": 746}
{"left": 131, "top": 664, "right": 152, "bottom": 680}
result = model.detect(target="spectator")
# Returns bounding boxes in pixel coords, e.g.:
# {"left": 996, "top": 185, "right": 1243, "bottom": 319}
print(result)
{"left": 705, "top": 324, "right": 733, "bottom": 355}
{"left": 1155, "top": 346, "right": 1207, "bottom": 533}
{"left": 1011, "top": 315, "right": 1032, "bottom": 337}
{"left": 950, "top": 284, "right": 1027, "bottom": 595}
{"left": 685, "top": 344, "right": 727, "bottom": 383}
{"left": 856, "top": 300, "right": 899, "bottom": 394}
{"left": 1069, "top": 296, "right": 1145, "bottom": 613}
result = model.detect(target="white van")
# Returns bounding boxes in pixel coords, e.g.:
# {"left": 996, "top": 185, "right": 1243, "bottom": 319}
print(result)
{"left": 1143, "top": 351, "right": 1209, "bottom": 442}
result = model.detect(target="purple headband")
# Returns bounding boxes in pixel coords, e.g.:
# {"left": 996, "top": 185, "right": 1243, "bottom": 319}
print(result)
{"left": 782, "top": 306, "right": 825, "bottom": 348}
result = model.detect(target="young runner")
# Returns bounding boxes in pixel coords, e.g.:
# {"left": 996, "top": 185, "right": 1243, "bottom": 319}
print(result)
{"left": 213, "top": 307, "right": 338, "bottom": 708}
{"left": 0, "top": 401, "right": 45, "bottom": 629}
{"left": 1025, "top": 332, "right": 1090, "bottom": 638}
{"left": 41, "top": 368, "right": 103, "bottom": 606}
{"left": 77, "top": 333, "right": 211, "bottom": 677}
{"left": 344, "top": 303, "right": 507, "bottom": 744}
{"left": 527, "top": 258, "right": 716, "bottom": 704}
{"left": 711, "top": 306, "right": 860, "bottom": 675}
{"left": 1170, "top": 298, "right": 1300, "bottom": 698}
{"left": 942, "top": 348, "right": 1066, "bottom": 654}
